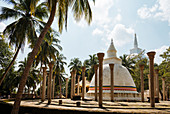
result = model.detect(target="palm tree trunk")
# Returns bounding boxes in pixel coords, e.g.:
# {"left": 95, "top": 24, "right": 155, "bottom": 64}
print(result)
{"left": 52, "top": 75, "right": 56, "bottom": 99}
{"left": 59, "top": 76, "right": 62, "bottom": 98}
{"left": 11, "top": 1, "right": 57, "bottom": 114}
{"left": 0, "top": 43, "right": 22, "bottom": 86}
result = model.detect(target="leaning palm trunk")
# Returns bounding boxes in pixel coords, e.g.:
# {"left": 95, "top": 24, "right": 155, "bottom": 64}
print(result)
{"left": 11, "top": 1, "right": 57, "bottom": 114}
{"left": 0, "top": 43, "right": 21, "bottom": 86}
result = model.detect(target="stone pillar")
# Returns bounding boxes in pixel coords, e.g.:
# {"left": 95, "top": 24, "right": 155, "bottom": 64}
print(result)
{"left": 155, "top": 69, "right": 159, "bottom": 102}
{"left": 41, "top": 67, "right": 47, "bottom": 102}
{"left": 48, "top": 62, "right": 54, "bottom": 104}
{"left": 77, "top": 75, "right": 80, "bottom": 95}
{"left": 139, "top": 64, "right": 144, "bottom": 102}
{"left": 162, "top": 77, "right": 165, "bottom": 101}
{"left": 109, "top": 64, "right": 114, "bottom": 102}
{"left": 66, "top": 78, "right": 68, "bottom": 98}
{"left": 147, "top": 51, "right": 156, "bottom": 107}
{"left": 94, "top": 64, "right": 98, "bottom": 101}
{"left": 97, "top": 53, "right": 105, "bottom": 107}
{"left": 148, "top": 74, "right": 150, "bottom": 97}
{"left": 70, "top": 71, "right": 74, "bottom": 99}
{"left": 82, "top": 66, "right": 86, "bottom": 100}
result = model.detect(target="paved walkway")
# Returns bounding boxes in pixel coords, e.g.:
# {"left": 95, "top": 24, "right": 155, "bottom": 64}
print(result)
{"left": 5, "top": 99, "right": 170, "bottom": 113}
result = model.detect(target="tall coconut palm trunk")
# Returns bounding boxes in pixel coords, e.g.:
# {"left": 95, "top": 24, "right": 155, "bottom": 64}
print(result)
{"left": 59, "top": 76, "right": 62, "bottom": 98}
{"left": 52, "top": 75, "right": 56, "bottom": 99}
{"left": 11, "top": 1, "right": 57, "bottom": 114}
{"left": 0, "top": 43, "right": 22, "bottom": 86}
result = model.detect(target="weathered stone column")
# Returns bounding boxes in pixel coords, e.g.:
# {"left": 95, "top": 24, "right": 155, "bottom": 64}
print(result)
{"left": 139, "top": 64, "right": 144, "bottom": 102}
{"left": 109, "top": 64, "right": 114, "bottom": 102}
{"left": 52, "top": 75, "right": 56, "bottom": 99}
{"left": 97, "top": 53, "right": 105, "bottom": 107}
{"left": 70, "top": 71, "right": 74, "bottom": 99}
{"left": 148, "top": 74, "right": 151, "bottom": 97}
{"left": 82, "top": 66, "right": 86, "bottom": 100}
{"left": 155, "top": 69, "right": 159, "bottom": 102}
{"left": 41, "top": 67, "right": 47, "bottom": 102}
{"left": 66, "top": 78, "right": 68, "bottom": 98}
{"left": 162, "top": 77, "right": 165, "bottom": 101}
{"left": 94, "top": 64, "right": 98, "bottom": 101}
{"left": 147, "top": 51, "right": 156, "bottom": 107}
{"left": 48, "top": 62, "right": 54, "bottom": 105}
{"left": 77, "top": 75, "right": 80, "bottom": 95}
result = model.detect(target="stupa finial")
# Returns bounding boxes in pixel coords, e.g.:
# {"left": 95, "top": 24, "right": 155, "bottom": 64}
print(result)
{"left": 111, "top": 38, "right": 113, "bottom": 44}
{"left": 107, "top": 38, "right": 117, "bottom": 58}
{"left": 134, "top": 33, "right": 138, "bottom": 48}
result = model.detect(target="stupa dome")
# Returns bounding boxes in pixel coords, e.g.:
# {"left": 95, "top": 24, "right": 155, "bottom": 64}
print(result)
{"left": 86, "top": 39, "right": 140, "bottom": 101}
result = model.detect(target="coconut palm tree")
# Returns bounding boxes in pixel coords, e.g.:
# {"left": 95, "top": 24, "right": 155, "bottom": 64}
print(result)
{"left": 68, "top": 58, "right": 82, "bottom": 74}
{"left": 54, "top": 53, "right": 67, "bottom": 98}
{"left": 85, "top": 54, "right": 98, "bottom": 81}
{"left": 10, "top": 0, "right": 94, "bottom": 113}
{"left": 120, "top": 54, "right": 136, "bottom": 75}
{"left": 18, "top": 58, "right": 39, "bottom": 96}
{"left": 0, "top": 0, "right": 49, "bottom": 86}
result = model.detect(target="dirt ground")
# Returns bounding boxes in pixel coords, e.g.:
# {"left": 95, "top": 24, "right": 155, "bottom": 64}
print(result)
{"left": 2, "top": 98, "right": 169, "bottom": 114}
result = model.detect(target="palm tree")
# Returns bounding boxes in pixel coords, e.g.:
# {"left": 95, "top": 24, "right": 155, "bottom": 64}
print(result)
{"left": 85, "top": 54, "right": 98, "bottom": 81}
{"left": 10, "top": 0, "right": 94, "bottom": 113}
{"left": 0, "top": 0, "right": 49, "bottom": 86}
{"left": 120, "top": 54, "right": 136, "bottom": 75}
{"left": 18, "top": 58, "right": 39, "bottom": 96}
{"left": 54, "top": 53, "right": 67, "bottom": 98}
{"left": 68, "top": 58, "right": 82, "bottom": 74}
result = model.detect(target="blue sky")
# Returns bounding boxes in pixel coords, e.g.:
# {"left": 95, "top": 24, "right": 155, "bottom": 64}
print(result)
{"left": 0, "top": 0, "right": 169, "bottom": 76}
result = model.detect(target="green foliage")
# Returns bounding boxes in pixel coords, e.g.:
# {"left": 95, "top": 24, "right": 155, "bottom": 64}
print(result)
{"left": 0, "top": 38, "right": 18, "bottom": 95}
{"left": 159, "top": 46, "right": 170, "bottom": 88}
{"left": 84, "top": 54, "right": 98, "bottom": 81}
{"left": 68, "top": 58, "right": 82, "bottom": 74}
{"left": 0, "top": 38, "right": 13, "bottom": 70}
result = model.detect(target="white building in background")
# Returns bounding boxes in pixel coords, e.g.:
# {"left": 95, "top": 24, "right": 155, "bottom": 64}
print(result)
{"left": 130, "top": 34, "right": 142, "bottom": 55}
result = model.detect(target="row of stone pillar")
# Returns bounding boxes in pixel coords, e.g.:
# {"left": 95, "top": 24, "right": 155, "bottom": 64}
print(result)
{"left": 96, "top": 51, "right": 167, "bottom": 108}
{"left": 41, "top": 62, "right": 56, "bottom": 104}
{"left": 139, "top": 51, "right": 167, "bottom": 107}
{"left": 70, "top": 67, "right": 86, "bottom": 100}
{"left": 96, "top": 53, "right": 115, "bottom": 107}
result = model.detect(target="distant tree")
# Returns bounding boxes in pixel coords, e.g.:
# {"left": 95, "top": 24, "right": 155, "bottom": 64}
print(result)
{"left": 84, "top": 54, "right": 98, "bottom": 81}
{"left": 0, "top": 39, "right": 19, "bottom": 96}
{"left": 68, "top": 58, "right": 82, "bottom": 74}
{"left": 120, "top": 54, "right": 136, "bottom": 75}
{"left": 159, "top": 47, "right": 170, "bottom": 98}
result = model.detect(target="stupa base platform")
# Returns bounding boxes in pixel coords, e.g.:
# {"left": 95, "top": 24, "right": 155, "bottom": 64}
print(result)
{"left": 86, "top": 92, "right": 141, "bottom": 101}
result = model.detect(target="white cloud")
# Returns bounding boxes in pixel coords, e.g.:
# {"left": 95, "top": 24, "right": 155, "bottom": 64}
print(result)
{"left": 0, "top": 22, "right": 6, "bottom": 32}
{"left": 107, "top": 24, "right": 134, "bottom": 47}
{"left": 92, "top": 28, "right": 104, "bottom": 36}
{"left": 150, "top": 45, "right": 169, "bottom": 64}
{"left": 137, "top": 0, "right": 170, "bottom": 25}
{"left": 115, "top": 14, "right": 122, "bottom": 22}
{"left": 73, "top": 0, "right": 114, "bottom": 28}
{"left": 90, "top": 0, "right": 114, "bottom": 26}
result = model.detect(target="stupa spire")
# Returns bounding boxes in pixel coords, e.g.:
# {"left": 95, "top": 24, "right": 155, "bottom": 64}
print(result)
{"left": 107, "top": 39, "right": 117, "bottom": 58}
{"left": 134, "top": 33, "right": 138, "bottom": 48}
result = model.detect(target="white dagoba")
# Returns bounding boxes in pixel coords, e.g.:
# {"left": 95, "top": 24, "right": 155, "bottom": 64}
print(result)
{"left": 130, "top": 34, "right": 142, "bottom": 54}
{"left": 86, "top": 39, "right": 140, "bottom": 101}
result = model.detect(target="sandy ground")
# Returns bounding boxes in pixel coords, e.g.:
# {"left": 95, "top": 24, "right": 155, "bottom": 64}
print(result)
{"left": 5, "top": 99, "right": 170, "bottom": 113}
